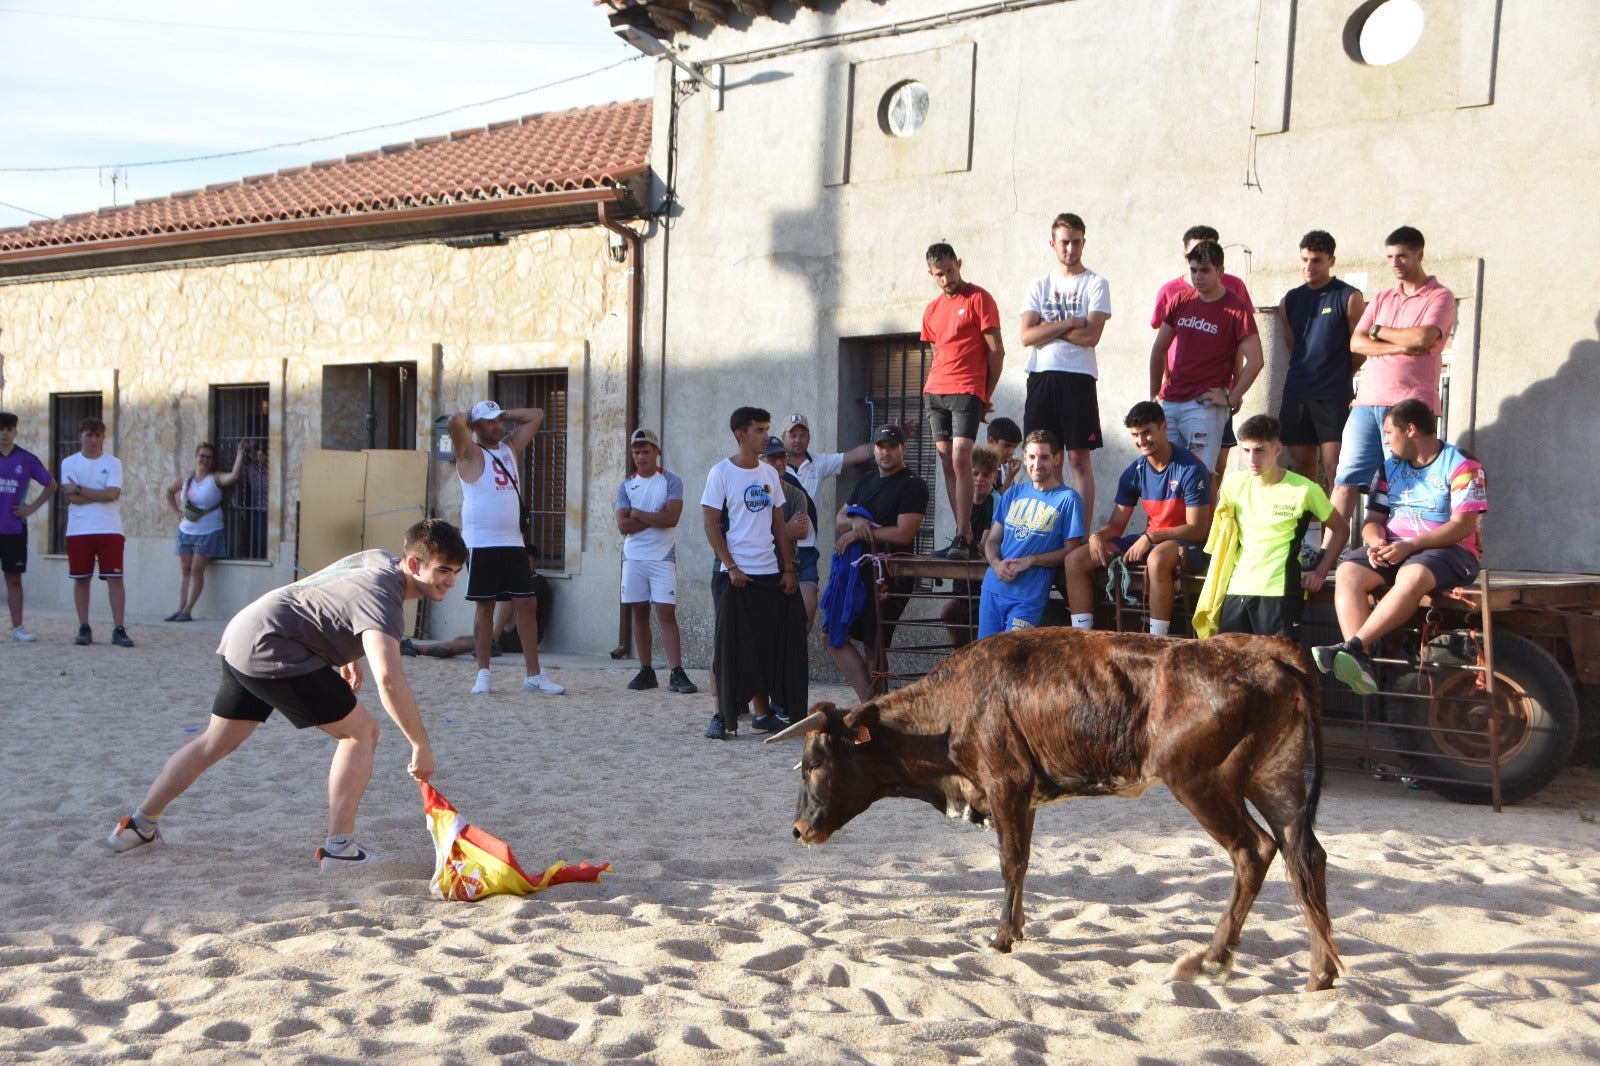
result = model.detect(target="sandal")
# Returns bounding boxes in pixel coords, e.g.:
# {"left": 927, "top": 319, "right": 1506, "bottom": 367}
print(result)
{"left": 172, "top": 613, "right": 193, "bottom": 622}
{"left": 164, "top": 612, "right": 183, "bottom": 622}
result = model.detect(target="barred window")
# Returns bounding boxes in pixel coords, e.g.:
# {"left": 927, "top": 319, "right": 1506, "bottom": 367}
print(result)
{"left": 491, "top": 370, "right": 568, "bottom": 572}
{"left": 210, "top": 384, "right": 271, "bottom": 560}
{"left": 48, "top": 392, "right": 103, "bottom": 554}
{"left": 859, "top": 335, "right": 938, "bottom": 557}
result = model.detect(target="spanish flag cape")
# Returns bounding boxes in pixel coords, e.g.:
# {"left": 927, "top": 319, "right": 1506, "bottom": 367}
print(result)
{"left": 421, "top": 782, "right": 610, "bottom": 901}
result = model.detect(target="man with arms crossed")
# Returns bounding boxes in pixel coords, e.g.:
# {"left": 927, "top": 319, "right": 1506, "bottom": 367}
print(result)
{"left": 1277, "top": 230, "right": 1365, "bottom": 492}
{"left": 107, "top": 519, "right": 467, "bottom": 870}
{"left": 826, "top": 424, "right": 928, "bottom": 699}
{"left": 1150, "top": 241, "right": 1264, "bottom": 476}
{"left": 1315, "top": 399, "right": 1486, "bottom": 695}
{"left": 1332, "top": 226, "right": 1457, "bottom": 531}
{"left": 1019, "top": 212, "right": 1111, "bottom": 524}
{"left": 0, "top": 411, "right": 55, "bottom": 642}
{"left": 447, "top": 400, "right": 563, "bottom": 696}
{"left": 978, "top": 430, "right": 1084, "bottom": 639}
{"left": 61, "top": 416, "right": 134, "bottom": 647}
{"left": 922, "top": 242, "right": 1004, "bottom": 559}
{"left": 617, "top": 428, "right": 696, "bottom": 695}
{"left": 1064, "top": 403, "right": 1212, "bottom": 636}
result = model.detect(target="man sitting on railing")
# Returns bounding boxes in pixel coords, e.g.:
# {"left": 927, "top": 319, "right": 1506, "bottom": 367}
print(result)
{"left": 1314, "top": 398, "right": 1488, "bottom": 695}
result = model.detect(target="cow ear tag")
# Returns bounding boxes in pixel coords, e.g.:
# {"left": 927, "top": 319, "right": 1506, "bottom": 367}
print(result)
{"left": 850, "top": 726, "right": 871, "bottom": 746}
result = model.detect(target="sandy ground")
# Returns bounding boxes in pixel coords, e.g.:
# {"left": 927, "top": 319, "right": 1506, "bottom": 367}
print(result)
{"left": 3, "top": 612, "right": 1599, "bottom": 1064}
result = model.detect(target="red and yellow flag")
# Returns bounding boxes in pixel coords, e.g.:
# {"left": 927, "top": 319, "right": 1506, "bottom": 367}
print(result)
{"left": 421, "top": 782, "right": 609, "bottom": 901}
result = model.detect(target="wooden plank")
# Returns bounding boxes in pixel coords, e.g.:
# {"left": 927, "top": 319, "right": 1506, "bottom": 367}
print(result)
{"left": 298, "top": 450, "right": 369, "bottom": 577}
{"left": 363, "top": 449, "right": 430, "bottom": 632}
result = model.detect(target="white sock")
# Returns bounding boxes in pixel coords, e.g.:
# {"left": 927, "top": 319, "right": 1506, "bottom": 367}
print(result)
{"left": 477, "top": 668, "right": 491, "bottom": 678}
{"left": 1070, "top": 614, "right": 1094, "bottom": 630}
{"left": 324, "top": 833, "right": 356, "bottom": 856}
{"left": 1149, "top": 619, "right": 1171, "bottom": 636}
{"left": 133, "top": 808, "right": 159, "bottom": 831}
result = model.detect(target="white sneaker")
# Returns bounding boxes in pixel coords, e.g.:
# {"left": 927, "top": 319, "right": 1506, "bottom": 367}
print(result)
{"left": 470, "top": 668, "right": 491, "bottom": 695}
{"left": 107, "top": 814, "right": 162, "bottom": 853}
{"left": 523, "top": 670, "right": 565, "bottom": 695}
{"left": 11, "top": 626, "right": 35, "bottom": 643}
{"left": 315, "top": 841, "right": 389, "bottom": 873}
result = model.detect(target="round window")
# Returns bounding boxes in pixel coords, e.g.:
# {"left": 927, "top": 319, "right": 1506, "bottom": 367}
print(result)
{"left": 880, "top": 81, "right": 930, "bottom": 138}
{"left": 1344, "top": 0, "right": 1425, "bottom": 66}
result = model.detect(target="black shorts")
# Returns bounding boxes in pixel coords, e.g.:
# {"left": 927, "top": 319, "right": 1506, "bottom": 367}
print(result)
{"left": 466, "top": 545, "right": 536, "bottom": 601}
{"left": 1217, "top": 594, "right": 1303, "bottom": 640}
{"left": 0, "top": 533, "right": 27, "bottom": 574}
{"left": 212, "top": 660, "right": 357, "bottom": 730}
{"left": 1279, "top": 397, "right": 1352, "bottom": 447}
{"left": 1221, "top": 414, "right": 1237, "bottom": 450}
{"left": 925, "top": 393, "right": 985, "bottom": 442}
{"left": 1338, "top": 544, "right": 1481, "bottom": 592}
{"left": 1024, "top": 371, "right": 1104, "bottom": 451}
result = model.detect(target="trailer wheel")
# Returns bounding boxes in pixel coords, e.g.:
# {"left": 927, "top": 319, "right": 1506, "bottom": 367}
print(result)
{"left": 1389, "top": 631, "right": 1578, "bottom": 804}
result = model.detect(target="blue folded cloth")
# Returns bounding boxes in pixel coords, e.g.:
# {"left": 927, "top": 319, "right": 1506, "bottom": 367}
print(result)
{"left": 820, "top": 505, "right": 875, "bottom": 648}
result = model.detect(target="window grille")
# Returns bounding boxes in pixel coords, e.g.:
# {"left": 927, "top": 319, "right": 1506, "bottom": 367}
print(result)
{"left": 491, "top": 370, "right": 569, "bottom": 572}
{"left": 861, "top": 335, "right": 937, "bottom": 557}
{"left": 48, "top": 392, "right": 103, "bottom": 554}
{"left": 210, "top": 384, "right": 271, "bottom": 560}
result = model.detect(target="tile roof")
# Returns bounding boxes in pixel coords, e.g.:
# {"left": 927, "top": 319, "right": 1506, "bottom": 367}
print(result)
{"left": 0, "top": 98, "right": 651, "bottom": 254}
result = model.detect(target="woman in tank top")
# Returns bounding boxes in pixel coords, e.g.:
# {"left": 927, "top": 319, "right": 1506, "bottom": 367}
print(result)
{"left": 164, "top": 439, "right": 247, "bottom": 621}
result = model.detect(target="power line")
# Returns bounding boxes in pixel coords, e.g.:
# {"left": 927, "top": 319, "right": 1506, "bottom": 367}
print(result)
{"left": 0, "top": 5, "right": 618, "bottom": 48}
{"left": 0, "top": 55, "right": 645, "bottom": 174}
{"left": 0, "top": 198, "right": 51, "bottom": 219}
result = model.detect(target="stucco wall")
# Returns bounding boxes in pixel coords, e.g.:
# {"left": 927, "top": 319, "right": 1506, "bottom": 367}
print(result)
{"left": 0, "top": 226, "right": 633, "bottom": 651}
{"left": 638, "top": 0, "right": 1600, "bottom": 663}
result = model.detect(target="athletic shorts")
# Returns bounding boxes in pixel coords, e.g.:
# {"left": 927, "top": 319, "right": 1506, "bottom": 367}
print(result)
{"left": 1221, "top": 414, "right": 1237, "bottom": 450}
{"left": 1334, "top": 404, "right": 1391, "bottom": 488}
{"left": 1112, "top": 533, "right": 1210, "bottom": 575}
{"left": 1279, "top": 397, "right": 1352, "bottom": 447}
{"left": 211, "top": 660, "right": 357, "bottom": 730}
{"left": 1024, "top": 371, "right": 1103, "bottom": 451}
{"left": 1338, "top": 543, "right": 1480, "bottom": 592}
{"left": 466, "top": 545, "right": 536, "bottom": 601}
{"left": 796, "top": 545, "right": 821, "bottom": 586}
{"left": 621, "top": 558, "right": 678, "bottom": 604}
{"left": 176, "top": 529, "right": 228, "bottom": 559}
{"left": 977, "top": 588, "right": 1046, "bottom": 640}
{"left": 0, "top": 533, "right": 27, "bottom": 574}
{"left": 925, "top": 392, "right": 985, "bottom": 442}
{"left": 1217, "top": 594, "right": 1302, "bottom": 640}
{"left": 66, "top": 533, "right": 125, "bottom": 580}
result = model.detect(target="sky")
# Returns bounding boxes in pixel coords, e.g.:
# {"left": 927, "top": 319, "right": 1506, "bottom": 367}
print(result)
{"left": 0, "top": 1, "right": 657, "bottom": 231}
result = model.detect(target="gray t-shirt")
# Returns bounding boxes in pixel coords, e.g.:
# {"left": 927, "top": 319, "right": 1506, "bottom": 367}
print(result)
{"left": 218, "top": 550, "right": 407, "bottom": 678}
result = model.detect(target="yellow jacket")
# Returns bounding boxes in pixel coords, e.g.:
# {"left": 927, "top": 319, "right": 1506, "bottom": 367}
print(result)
{"left": 1192, "top": 496, "right": 1240, "bottom": 639}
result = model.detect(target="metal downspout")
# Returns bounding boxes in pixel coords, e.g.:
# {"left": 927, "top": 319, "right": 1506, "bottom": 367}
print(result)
{"left": 599, "top": 201, "right": 643, "bottom": 660}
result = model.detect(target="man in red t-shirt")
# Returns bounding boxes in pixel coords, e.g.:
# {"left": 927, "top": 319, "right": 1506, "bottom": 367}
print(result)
{"left": 1149, "top": 241, "right": 1263, "bottom": 474}
{"left": 921, "top": 242, "right": 1004, "bottom": 559}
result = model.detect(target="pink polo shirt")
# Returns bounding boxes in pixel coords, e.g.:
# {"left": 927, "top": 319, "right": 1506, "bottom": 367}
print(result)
{"left": 1353, "top": 276, "right": 1456, "bottom": 411}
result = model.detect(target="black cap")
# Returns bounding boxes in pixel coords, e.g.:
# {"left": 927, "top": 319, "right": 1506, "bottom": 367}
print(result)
{"left": 874, "top": 424, "right": 906, "bottom": 446}
{"left": 763, "top": 435, "right": 787, "bottom": 457}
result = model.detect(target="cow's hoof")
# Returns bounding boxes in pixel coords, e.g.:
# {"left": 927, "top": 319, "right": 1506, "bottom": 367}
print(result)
{"left": 1169, "top": 951, "right": 1233, "bottom": 984}
{"left": 989, "top": 937, "right": 1014, "bottom": 954}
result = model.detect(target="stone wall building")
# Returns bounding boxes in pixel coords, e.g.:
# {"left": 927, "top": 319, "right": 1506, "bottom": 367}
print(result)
{"left": 0, "top": 100, "right": 652, "bottom": 650}
{"left": 602, "top": 0, "right": 1600, "bottom": 659}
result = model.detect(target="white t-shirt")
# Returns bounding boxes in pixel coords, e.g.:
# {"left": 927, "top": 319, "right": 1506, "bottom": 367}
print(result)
{"left": 700, "top": 458, "right": 781, "bottom": 574}
{"left": 1020, "top": 268, "right": 1113, "bottom": 377}
{"left": 178, "top": 473, "right": 226, "bottom": 535}
{"left": 61, "top": 451, "right": 123, "bottom": 536}
{"left": 459, "top": 441, "right": 523, "bottom": 550}
{"left": 790, "top": 451, "right": 845, "bottom": 550}
{"left": 616, "top": 469, "right": 683, "bottom": 561}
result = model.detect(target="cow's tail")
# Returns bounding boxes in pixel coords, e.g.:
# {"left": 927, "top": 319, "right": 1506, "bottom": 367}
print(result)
{"left": 1280, "top": 657, "right": 1342, "bottom": 979}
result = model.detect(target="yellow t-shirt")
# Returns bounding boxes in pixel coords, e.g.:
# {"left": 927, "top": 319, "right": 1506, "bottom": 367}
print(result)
{"left": 1222, "top": 470, "right": 1332, "bottom": 598}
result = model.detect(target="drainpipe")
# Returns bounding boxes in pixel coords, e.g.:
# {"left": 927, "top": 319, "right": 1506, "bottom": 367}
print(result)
{"left": 599, "top": 201, "right": 643, "bottom": 660}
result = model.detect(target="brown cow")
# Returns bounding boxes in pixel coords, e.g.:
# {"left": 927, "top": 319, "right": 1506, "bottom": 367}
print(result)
{"left": 768, "top": 628, "right": 1341, "bottom": 992}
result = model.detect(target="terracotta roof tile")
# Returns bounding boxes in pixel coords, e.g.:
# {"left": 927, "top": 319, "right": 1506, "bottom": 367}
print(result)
{"left": 0, "top": 98, "right": 651, "bottom": 254}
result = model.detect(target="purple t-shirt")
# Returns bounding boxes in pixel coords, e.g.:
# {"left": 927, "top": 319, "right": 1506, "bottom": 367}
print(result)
{"left": 0, "top": 446, "right": 53, "bottom": 536}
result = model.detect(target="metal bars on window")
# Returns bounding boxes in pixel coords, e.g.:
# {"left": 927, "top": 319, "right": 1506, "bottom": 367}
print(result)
{"left": 491, "top": 370, "right": 568, "bottom": 572}
{"left": 862, "top": 336, "right": 937, "bottom": 557}
{"left": 48, "top": 392, "right": 103, "bottom": 554}
{"left": 209, "top": 384, "right": 270, "bottom": 560}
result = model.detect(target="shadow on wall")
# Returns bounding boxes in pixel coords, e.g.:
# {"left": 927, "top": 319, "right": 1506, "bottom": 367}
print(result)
{"left": 1470, "top": 311, "right": 1600, "bottom": 573}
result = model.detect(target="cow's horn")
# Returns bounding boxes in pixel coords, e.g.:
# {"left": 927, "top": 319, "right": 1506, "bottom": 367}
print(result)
{"left": 763, "top": 710, "right": 828, "bottom": 743}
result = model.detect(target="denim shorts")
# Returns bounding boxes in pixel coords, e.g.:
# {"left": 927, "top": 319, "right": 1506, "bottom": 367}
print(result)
{"left": 1160, "top": 398, "right": 1229, "bottom": 471}
{"left": 796, "top": 546, "right": 821, "bottom": 586}
{"left": 176, "top": 529, "right": 228, "bottom": 559}
{"left": 1334, "top": 404, "right": 1391, "bottom": 487}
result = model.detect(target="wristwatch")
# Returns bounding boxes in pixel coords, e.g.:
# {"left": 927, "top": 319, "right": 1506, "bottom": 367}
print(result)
{"left": 1368, "top": 323, "right": 1382, "bottom": 341}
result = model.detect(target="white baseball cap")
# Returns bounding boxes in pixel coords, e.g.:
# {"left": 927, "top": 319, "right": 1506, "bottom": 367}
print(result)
{"left": 469, "top": 400, "right": 503, "bottom": 424}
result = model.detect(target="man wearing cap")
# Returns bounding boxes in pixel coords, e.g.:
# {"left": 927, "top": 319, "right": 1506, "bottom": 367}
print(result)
{"left": 780, "top": 412, "right": 901, "bottom": 631}
{"left": 446, "top": 400, "right": 564, "bottom": 696}
{"left": 616, "top": 428, "right": 696, "bottom": 695}
{"left": 825, "top": 424, "right": 929, "bottom": 699}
